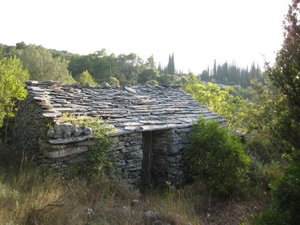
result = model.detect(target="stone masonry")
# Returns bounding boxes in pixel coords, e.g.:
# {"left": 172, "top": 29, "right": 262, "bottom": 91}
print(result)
{"left": 11, "top": 80, "right": 225, "bottom": 186}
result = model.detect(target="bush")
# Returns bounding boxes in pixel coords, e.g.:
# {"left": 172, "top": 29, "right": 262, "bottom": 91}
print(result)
{"left": 253, "top": 160, "right": 300, "bottom": 225}
{"left": 60, "top": 115, "right": 115, "bottom": 178}
{"left": 146, "top": 79, "right": 159, "bottom": 86}
{"left": 0, "top": 57, "right": 29, "bottom": 126}
{"left": 108, "top": 76, "right": 120, "bottom": 88}
{"left": 246, "top": 134, "right": 281, "bottom": 163}
{"left": 76, "top": 70, "right": 97, "bottom": 87}
{"left": 188, "top": 119, "right": 250, "bottom": 197}
{"left": 252, "top": 209, "right": 286, "bottom": 225}
{"left": 247, "top": 160, "right": 284, "bottom": 191}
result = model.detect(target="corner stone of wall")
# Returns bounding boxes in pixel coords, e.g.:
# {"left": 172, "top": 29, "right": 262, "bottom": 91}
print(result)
{"left": 168, "top": 126, "right": 192, "bottom": 185}
{"left": 113, "top": 132, "right": 143, "bottom": 186}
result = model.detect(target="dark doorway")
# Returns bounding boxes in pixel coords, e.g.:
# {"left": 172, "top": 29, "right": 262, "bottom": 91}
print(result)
{"left": 141, "top": 130, "right": 170, "bottom": 187}
{"left": 141, "top": 131, "right": 153, "bottom": 187}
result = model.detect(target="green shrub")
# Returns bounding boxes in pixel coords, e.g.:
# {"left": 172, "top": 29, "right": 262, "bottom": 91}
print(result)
{"left": 271, "top": 161, "right": 300, "bottom": 224}
{"left": 188, "top": 119, "right": 251, "bottom": 197}
{"left": 146, "top": 79, "right": 159, "bottom": 86}
{"left": 246, "top": 134, "right": 281, "bottom": 163}
{"left": 248, "top": 160, "right": 284, "bottom": 191}
{"left": 61, "top": 115, "right": 116, "bottom": 177}
{"left": 253, "top": 160, "right": 300, "bottom": 225}
{"left": 108, "top": 76, "right": 120, "bottom": 88}
{"left": 76, "top": 70, "right": 97, "bottom": 87}
{"left": 0, "top": 57, "right": 29, "bottom": 126}
{"left": 252, "top": 209, "right": 286, "bottom": 225}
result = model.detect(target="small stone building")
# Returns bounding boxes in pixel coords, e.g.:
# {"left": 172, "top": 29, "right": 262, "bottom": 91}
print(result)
{"left": 11, "top": 81, "right": 224, "bottom": 187}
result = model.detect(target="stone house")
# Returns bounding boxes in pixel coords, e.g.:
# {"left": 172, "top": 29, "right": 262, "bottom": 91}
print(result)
{"left": 12, "top": 80, "right": 224, "bottom": 187}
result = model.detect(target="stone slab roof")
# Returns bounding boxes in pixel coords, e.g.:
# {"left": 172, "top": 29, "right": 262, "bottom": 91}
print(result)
{"left": 26, "top": 80, "right": 225, "bottom": 133}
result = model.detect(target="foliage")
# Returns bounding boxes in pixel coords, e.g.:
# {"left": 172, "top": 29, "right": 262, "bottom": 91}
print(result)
{"left": 61, "top": 115, "right": 115, "bottom": 176}
{"left": 0, "top": 44, "right": 19, "bottom": 59}
{"left": 242, "top": 79, "right": 294, "bottom": 161}
{"left": 253, "top": 161, "right": 300, "bottom": 225}
{"left": 200, "top": 61, "right": 262, "bottom": 87}
{"left": 248, "top": 160, "right": 285, "bottom": 191}
{"left": 253, "top": 1, "right": 300, "bottom": 224}
{"left": 137, "top": 68, "right": 158, "bottom": 84}
{"left": 108, "top": 76, "right": 120, "bottom": 88}
{"left": 68, "top": 50, "right": 149, "bottom": 85}
{"left": 188, "top": 119, "right": 250, "bottom": 197}
{"left": 146, "top": 79, "right": 159, "bottom": 86}
{"left": 271, "top": 161, "right": 300, "bottom": 224}
{"left": 252, "top": 209, "right": 286, "bottom": 225}
{"left": 115, "top": 53, "right": 145, "bottom": 84}
{"left": 166, "top": 53, "right": 175, "bottom": 75}
{"left": 266, "top": 0, "right": 300, "bottom": 151}
{"left": 20, "top": 45, "right": 74, "bottom": 83}
{"left": 0, "top": 57, "right": 29, "bottom": 126}
{"left": 1, "top": 43, "right": 189, "bottom": 86}
{"left": 76, "top": 70, "right": 97, "bottom": 86}
{"left": 182, "top": 74, "right": 246, "bottom": 129}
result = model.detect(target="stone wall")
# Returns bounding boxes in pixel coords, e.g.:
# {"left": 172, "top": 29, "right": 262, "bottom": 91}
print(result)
{"left": 112, "top": 132, "right": 143, "bottom": 186}
{"left": 148, "top": 126, "right": 192, "bottom": 186}
{"left": 139, "top": 127, "right": 192, "bottom": 187}
{"left": 10, "top": 96, "right": 54, "bottom": 161}
{"left": 10, "top": 96, "right": 194, "bottom": 187}
{"left": 169, "top": 126, "right": 193, "bottom": 185}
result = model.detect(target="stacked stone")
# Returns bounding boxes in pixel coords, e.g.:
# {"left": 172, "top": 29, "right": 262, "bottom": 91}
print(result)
{"left": 25, "top": 81, "right": 225, "bottom": 132}
{"left": 10, "top": 81, "right": 226, "bottom": 187}
{"left": 113, "top": 133, "right": 143, "bottom": 186}
{"left": 36, "top": 122, "right": 93, "bottom": 168}
{"left": 168, "top": 126, "right": 193, "bottom": 185}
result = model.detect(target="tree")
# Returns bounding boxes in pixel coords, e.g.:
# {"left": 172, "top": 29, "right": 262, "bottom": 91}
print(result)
{"left": 263, "top": 0, "right": 300, "bottom": 152}
{"left": 137, "top": 69, "right": 158, "bottom": 84}
{"left": 145, "top": 55, "right": 156, "bottom": 70}
{"left": 266, "top": 0, "right": 300, "bottom": 150}
{"left": 16, "top": 42, "right": 27, "bottom": 50}
{"left": 116, "top": 53, "right": 145, "bottom": 84}
{"left": 166, "top": 53, "right": 175, "bottom": 75}
{"left": 0, "top": 44, "right": 17, "bottom": 59}
{"left": 146, "top": 79, "right": 159, "bottom": 86}
{"left": 0, "top": 57, "right": 29, "bottom": 126}
{"left": 253, "top": 1, "right": 300, "bottom": 224}
{"left": 268, "top": 0, "right": 300, "bottom": 120}
{"left": 108, "top": 77, "right": 120, "bottom": 88}
{"left": 204, "top": 61, "right": 262, "bottom": 87}
{"left": 200, "top": 68, "right": 210, "bottom": 82}
{"left": 242, "top": 79, "right": 290, "bottom": 162}
{"left": 21, "top": 45, "right": 74, "bottom": 83}
{"left": 182, "top": 74, "right": 246, "bottom": 130}
{"left": 76, "top": 70, "right": 97, "bottom": 86}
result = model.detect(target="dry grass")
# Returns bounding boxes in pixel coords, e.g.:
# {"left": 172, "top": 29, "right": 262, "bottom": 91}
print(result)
{"left": 0, "top": 163, "right": 199, "bottom": 225}
{"left": 0, "top": 143, "right": 268, "bottom": 225}
{"left": 0, "top": 165, "right": 64, "bottom": 225}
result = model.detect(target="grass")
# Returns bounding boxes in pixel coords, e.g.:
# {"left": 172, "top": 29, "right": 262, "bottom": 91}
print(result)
{"left": 0, "top": 165, "right": 200, "bottom": 225}
{"left": 0, "top": 142, "right": 269, "bottom": 225}
{"left": 0, "top": 140, "right": 199, "bottom": 225}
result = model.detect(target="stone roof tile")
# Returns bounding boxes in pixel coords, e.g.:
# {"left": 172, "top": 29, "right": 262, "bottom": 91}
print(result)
{"left": 26, "top": 81, "right": 225, "bottom": 132}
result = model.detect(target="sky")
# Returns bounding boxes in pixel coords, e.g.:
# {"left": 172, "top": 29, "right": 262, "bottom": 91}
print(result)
{"left": 0, "top": 0, "right": 290, "bottom": 74}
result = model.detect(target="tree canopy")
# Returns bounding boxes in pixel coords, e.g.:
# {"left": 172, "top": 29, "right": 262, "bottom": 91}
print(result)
{"left": 0, "top": 57, "right": 29, "bottom": 126}
{"left": 20, "top": 45, "right": 74, "bottom": 83}
{"left": 182, "top": 74, "right": 246, "bottom": 129}
{"left": 76, "top": 70, "right": 97, "bottom": 87}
